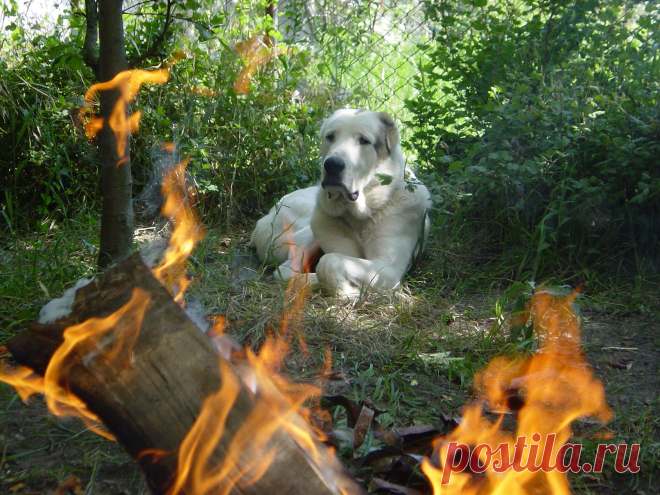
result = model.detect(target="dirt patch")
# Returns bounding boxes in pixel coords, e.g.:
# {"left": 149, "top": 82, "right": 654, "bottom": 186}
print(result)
{"left": 0, "top": 390, "right": 147, "bottom": 494}
{"left": 579, "top": 313, "right": 660, "bottom": 494}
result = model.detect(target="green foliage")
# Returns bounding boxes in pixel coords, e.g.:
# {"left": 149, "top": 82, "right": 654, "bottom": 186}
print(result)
{"left": 132, "top": 44, "right": 325, "bottom": 219}
{"left": 1, "top": 0, "right": 428, "bottom": 234}
{"left": 0, "top": 208, "right": 99, "bottom": 344}
{"left": 0, "top": 0, "right": 322, "bottom": 230}
{"left": 407, "top": 0, "right": 660, "bottom": 282}
{"left": 0, "top": 26, "right": 97, "bottom": 231}
{"left": 280, "top": 0, "right": 427, "bottom": 117}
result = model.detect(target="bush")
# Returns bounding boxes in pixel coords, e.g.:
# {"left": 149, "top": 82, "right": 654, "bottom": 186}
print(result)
{"left": 406, "top": 0, "right": 660, "bottom": 281}
{"left": 1, "top": 0, "right": 431, "bottom": 234}
{"left": 0, "top": 27, "right": 97, "bottom": 232}
{"left": 130, "top": 37, "right": 327, "bottom": 223}
{"left": 1, "top": 0, "right": 326, "bottom": 230}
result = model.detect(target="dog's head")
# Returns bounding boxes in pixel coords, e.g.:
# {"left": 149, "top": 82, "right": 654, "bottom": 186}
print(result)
{"left": 319, "top": 109, "right": 402, "bottom": 203}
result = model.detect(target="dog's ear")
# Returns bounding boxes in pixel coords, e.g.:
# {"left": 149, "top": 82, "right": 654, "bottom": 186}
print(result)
{"left": 377, "top": 112, "right": 399, "bottom": 156}
{"left": 319, "top": 117, "right": 329, "bottom": 141}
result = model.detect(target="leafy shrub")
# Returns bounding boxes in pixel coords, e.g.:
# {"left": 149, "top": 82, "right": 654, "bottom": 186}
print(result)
{"left": 407, "top": 0, "right": 660, "bottom": 280}
{"left": 0, "top": 25, "right": 97, "bottom": 232}
{"left": 1, "top": 0, "right": 326, "bottom": 230}
{"left": 131, "top": 35, "right": 328, "bottom": 223}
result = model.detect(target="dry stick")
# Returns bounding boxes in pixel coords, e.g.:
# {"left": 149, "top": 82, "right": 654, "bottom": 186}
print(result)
{"left": 8, "top": 254, "right": 364, "bottom": 495}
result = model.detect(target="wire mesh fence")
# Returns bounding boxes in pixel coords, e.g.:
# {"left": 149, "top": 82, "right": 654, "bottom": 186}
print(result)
{"left": 276, "top": 0, "right": 431, "bottom": 119}
{"left": 207, "top": 0, "right": 430, "bottom": 121}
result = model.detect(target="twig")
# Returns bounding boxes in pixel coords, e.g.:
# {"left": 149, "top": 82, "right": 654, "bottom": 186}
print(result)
{"left": 127, "top": 0, "right": 174, "bottom": 69}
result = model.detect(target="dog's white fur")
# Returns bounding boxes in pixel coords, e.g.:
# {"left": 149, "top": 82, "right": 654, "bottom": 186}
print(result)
{"left": 251, "top": 109, "right": 431, "bottom": 296}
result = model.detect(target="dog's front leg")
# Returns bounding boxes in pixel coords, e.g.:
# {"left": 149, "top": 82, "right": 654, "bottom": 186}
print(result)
{"left": 316, "top": 253, "right": 404, "bottom": 296}
{"left": 317, "top": 210, "right": 424, "bottom": 296}
{"left": 273, "top": 242, "right": 320, "bottom": 286}
{"left": 273, "top": 260, "right": 319, "bottom": 286}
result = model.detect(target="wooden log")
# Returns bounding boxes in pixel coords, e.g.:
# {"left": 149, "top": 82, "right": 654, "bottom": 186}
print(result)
{"left": 7, "top": 254, "right": 364, "bottom": 495}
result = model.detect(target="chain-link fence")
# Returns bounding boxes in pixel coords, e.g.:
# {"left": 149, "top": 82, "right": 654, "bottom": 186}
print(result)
{"left": 214, "top": 0, "right": 431, "bottom": 122}
{"left": 276, "top": 0, "right": 430, "bottom": 119}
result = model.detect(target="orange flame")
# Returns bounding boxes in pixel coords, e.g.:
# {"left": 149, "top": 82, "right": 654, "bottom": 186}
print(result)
{"left": 166, "top": 341, "right": 323, "bottom": 495}
{"left": 233, "top": 35, "right": 281, "bottom": 95}
{"left": 4, "top": 91, "right": 332, "bottom": 491}
{"left": 0, "top": 349, "right": 45, "bottom": 402}
{"left": 422, "top": 287, "right": 613, "bottom": 494}
{"left": 151, "top": 157, "right": 206, "bottom": 303}
{"left": 81, "top": 68, "right": 170, "bottom": 158}
{"left": 161, "top": 221, "right": 328, "bottom": 494}
{"left": 190, "top": 86, "right": 220, "bottom": 97}
{"left": 161, "top": 141, "right": 176, "bottom": 152}
{"left": 0, "top": 288, "right": 151, "bottom": 440}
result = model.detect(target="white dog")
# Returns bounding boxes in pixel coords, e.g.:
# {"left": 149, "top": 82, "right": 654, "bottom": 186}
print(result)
{"left": 251, "top": 109, "right": 431, "bottom": 296}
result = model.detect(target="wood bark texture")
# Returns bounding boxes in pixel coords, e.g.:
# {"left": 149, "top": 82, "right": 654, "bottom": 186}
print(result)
{"left": 8, "top": 254, "right": 364, "bottom": 495}
{"left": 97, "top": 0, "right": 133, "bottom": 269}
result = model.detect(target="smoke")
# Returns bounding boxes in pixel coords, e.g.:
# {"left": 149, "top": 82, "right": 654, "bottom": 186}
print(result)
{"left": 134, "top": 142, "right": 200, "bottom": 269}
{"left": 134, "top": 142, "right": 198, "bottom": 223}
{"left": 133, "top": 143, "right": 179, "bottom": 222}
{"left": 184, "top": 301, "right": 211, "bottom": 333}
{"left": 139, "top": 235, "right": 169, "bottom": 269}
{"left": 38, "top": 278, "right": 93, "bottom": 324}
{"left": 35, "top": 143, "right": 209, "bottom": 332}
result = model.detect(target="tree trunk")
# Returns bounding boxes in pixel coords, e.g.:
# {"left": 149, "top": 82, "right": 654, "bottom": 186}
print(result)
{"left": 97, "top": 0, "right": 134, "bottom": 269}
{"left": 82, "top": 0, "right": 100, "bottom": 79}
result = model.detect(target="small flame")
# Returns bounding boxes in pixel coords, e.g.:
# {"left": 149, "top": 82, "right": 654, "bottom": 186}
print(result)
{"left": 151, "top": 157, "right": 206, "bottom": 303}
{"left": 81, "top": 68, "right": 170, "bottom": 159}
{"left": 233, "top": 35, "right": 281, "bottom": 95}
{"left": 208, "top": 316, "right": 227, "bottom": 339}
{"left": 161, "top": 224, "right": 328, "bottom": 494}
{"left": 0, "top": 288, "right": 151, "bottom": 441}
{"left": 422, "top": 287, "right": 613, "bottom": 494}
{"left": 161, "top": 141, "right": 176, "bottom": 153}
{"left": 166, "top": 342, "right": 323, "bottom": 495}
{"left": 190, "top": 86, "right": 220, "bottom": 97}
{"left": 0, "top": 348, "right": 45, "bottom": 402}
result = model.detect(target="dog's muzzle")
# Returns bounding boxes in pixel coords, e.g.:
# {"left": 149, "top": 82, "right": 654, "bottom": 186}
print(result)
{"left": 322, "top": 156, "right": 359, "bottom": 201}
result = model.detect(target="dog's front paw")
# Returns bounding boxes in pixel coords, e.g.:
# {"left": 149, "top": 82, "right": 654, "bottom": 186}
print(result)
{"left": 273, "top": 263, "right": 317, "bottom": 287}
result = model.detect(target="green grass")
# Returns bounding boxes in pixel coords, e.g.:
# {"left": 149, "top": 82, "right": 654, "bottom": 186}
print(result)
{"left": 1, "top": 212, "right": 658, "bottom": 493}
{"left": 0, "top": 210, "right": 101, "bottom": 342}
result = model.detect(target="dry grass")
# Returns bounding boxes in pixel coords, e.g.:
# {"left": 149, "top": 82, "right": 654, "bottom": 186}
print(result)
{"left": 2, "top": 219, "right": 658, "bottom": 494}
{"left": 161, "top": 229, "right": 514, "bottom": 429}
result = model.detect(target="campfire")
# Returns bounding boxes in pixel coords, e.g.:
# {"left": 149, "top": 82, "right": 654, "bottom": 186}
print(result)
{"left": 0, "top": 65, "right": 620, "bottom": 495}
{"left": 422, "top": 288, "right": 614, "bottom": 494}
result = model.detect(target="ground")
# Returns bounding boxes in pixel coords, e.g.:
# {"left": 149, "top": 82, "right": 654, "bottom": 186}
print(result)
{"left": 0, "top": 228, "right": 658, "bottom": 495}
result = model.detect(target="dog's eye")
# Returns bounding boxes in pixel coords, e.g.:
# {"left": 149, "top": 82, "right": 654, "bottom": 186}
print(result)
{"left": 326, "top": 133, "right": 335, "bottom": 142}
{"left": 358, "top": 136, "right": 371, "bottom": 145}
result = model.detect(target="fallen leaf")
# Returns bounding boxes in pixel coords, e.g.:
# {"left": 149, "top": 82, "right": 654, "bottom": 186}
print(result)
{"left": 322, "top": 395, "right": 364, "bottom": 427}
{"left": 306, "top": 404, "right": 334, "bottom": 437}
{"left": 395, "top": 424, "right": 437, "bottom": 436}
{"left": 54, "top": 475, "right": 83, "bottom": 495}
{"left": 353, "top": 405, "right": 375, "bottom": 455}
{"left": 603, "top": 356, "right": 633, "bottom": 370}
{"left": 373, "top": 423, "right": 403, "bottom": 448}
{"left": 9, "top": 482, "right": 26, "bottom": 493}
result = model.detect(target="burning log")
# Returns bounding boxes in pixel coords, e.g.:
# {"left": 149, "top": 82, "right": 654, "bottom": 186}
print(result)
{"left": 6, "top": 253, "right": 364, "bottom": 495}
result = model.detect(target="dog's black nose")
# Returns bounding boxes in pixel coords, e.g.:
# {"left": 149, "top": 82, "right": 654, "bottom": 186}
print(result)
{"left": 324, "top": 156, "right": 345, "bottom": 176}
